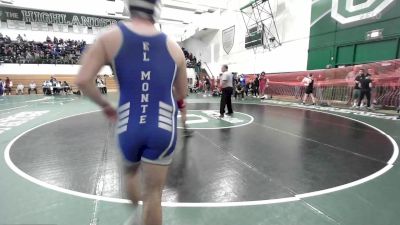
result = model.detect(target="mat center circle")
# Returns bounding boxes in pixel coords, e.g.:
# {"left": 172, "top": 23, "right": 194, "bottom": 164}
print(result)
{"left": 178, "top": 110, "right": 254, "bottom": 129}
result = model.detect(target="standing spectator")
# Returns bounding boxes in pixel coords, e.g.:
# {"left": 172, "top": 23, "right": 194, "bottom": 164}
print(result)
{"left": 204, "top": 75, "right": 211, "bottom": 97}
{"left": 302, "top": 74, "right": 316, "bottom": 105}
{"left": 210, "top": 75, "right": 215, "bottom": 91}
{"left": 195, "top": 60, "right": 202, "bottom": 74}
{"left": 4, "top": 77, "right": 13, "bottom": 95}
{"left": 253, "top": 74, "right": 260, "bottom": 98}
{"left": 357, "top": 69, "right": 373, "bottom": 109}
{"left": 351, "top": 69, "right": 362, "bottom": 108}
{"left": 219, "top": 64, "right": 234, "bottom": 118}
{"left": 0, "top": 78, "right": 4, "bottom": 96}
{"left": 346, "top": 67, "right": 359, "bottom": 104}
{"left": 16, "top": 83, "right": 24, "bottom": 95}
{"left": 28, "top": 81, "right": 38, "bottom": 94}
{"left": 259, "top": 72, "right": 268, "bottom": 99}
{"left": 239, "top": 75, "right": 246, "bottom": 88}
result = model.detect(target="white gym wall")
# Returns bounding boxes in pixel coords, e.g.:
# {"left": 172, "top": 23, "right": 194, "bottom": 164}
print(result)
{"left": 0, "top": 0, "right": 312, "bottom": 75}
{"left": 182, "top": 0, "right": 312, "bottom": 74}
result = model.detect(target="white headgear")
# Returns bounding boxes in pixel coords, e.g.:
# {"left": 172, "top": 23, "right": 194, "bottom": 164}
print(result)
{"left": 126, "top": 0, "right": 162, "bottom": 23}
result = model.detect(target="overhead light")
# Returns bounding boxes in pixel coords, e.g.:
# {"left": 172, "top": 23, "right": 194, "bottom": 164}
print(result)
{"left": 159, "top": 18, "right": 186, "bottom": 25}
{"left": 163, "top": 2, "right": 214, "bottom": 14}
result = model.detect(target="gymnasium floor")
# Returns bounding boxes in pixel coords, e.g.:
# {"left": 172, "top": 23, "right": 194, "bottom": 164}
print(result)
{"left": 1, "top": 93, "right": 400, "bottom": 225}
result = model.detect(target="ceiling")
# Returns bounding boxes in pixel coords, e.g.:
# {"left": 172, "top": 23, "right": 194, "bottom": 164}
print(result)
{"left": 1, "top": 0, "right": 248, "bottom": 41}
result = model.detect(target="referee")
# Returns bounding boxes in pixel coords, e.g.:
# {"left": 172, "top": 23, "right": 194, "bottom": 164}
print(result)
{"left": 219, "top": 64, "right": 234, "bottom": 118}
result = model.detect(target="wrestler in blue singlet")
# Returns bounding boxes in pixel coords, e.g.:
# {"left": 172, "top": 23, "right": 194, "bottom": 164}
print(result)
{"left": 114, "top": 22, "right": 178, "bottom": 165}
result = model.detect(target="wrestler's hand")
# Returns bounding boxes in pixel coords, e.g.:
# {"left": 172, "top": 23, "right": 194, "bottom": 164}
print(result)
{"left": 102, "top": 104, "right": 118, "bottom": 124}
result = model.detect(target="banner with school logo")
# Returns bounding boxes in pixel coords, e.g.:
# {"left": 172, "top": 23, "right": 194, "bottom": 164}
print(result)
{"left": 0, "top": 5, "right": 122, "bottom": 28}
{"left": 222, "top": 26, "right": 235, "bottom": 54}
{"left": 331, "top": 0, "right": 396, "bottom": 24}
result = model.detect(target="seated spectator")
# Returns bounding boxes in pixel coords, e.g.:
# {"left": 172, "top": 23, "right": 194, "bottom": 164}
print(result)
{"left": 26, "top": 52, "right": 34, "bottom": 63}
{"left": 4, "top": 77, "right": 12, "bottom": 95}
{"left": 0, "top": 35, "right": 86, "bottom": 65}
{"left": 16, "top": 83, "right": 24, "bottom": 95}
{"left": 96, "top": 76, "right": 107, "bottom": 94}
{"left": 28, "top": 81, "right": 38, "bottom": 94}
{"left": 63, "top": 81, "right": 71, "bottom": 94}
{"left": 42, "top": 80, "right": 52, "bottom": 95}
{"left": 73, "top": 89, "right": 82, "bottom": 95}
{"left": 246, "top": 81, "right": 254, "bottom": 96}
{"left": 54, "top": 81, "right": 62, "bottom": 95}
{"left": 212, "top": 87, "right": 222, "bottom": 97}
{"left": 234, "top": 83, "right": 245, "bottom": 100}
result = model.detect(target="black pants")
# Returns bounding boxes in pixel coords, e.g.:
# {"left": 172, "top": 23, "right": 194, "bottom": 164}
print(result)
{"left": 4, "top": 87, "right": 11, "bottom": 95}
{"left": 28, "top": 88, "right": 37, "bottom": 94}
{"left": 235, "top": 90, "right": 244, "bottom": 99}
{"left": 220, "top": 87, "right": 233, "bottom": 115}
{"left": 99, "top": 87, "right": 107, "bottom": 94}
{"left": 358, "top": 90, "right": 371, "bottom": 107}
{"left": 43, "top": 88, "right": 51, "bottom": 95}
{"left": 253, "top": 86, "right": 259, "bottom": 96}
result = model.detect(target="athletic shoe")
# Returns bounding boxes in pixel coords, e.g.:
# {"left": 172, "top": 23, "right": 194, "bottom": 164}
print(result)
{"left": 226, "top": 112, "right": 234, "bottom": 117}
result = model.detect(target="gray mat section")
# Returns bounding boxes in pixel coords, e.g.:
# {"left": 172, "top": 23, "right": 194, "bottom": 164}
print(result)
{"left": 9, "top": 104, "right": 394, "bottom": 203}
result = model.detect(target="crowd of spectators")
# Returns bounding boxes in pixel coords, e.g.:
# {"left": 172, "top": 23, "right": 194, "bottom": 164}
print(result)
{"left": 0, "top": 33, "right": 86, "bottom": 64}
{"left": 192, "top": 73, "right": 270, "bottom": 100}
{"left": 0, "top": 76, "right": 72, "bottom": 96}
{"left": 0, "top": 75, "right": 110, "bottom": 96}
{"left": 182, "top": 47, "right": 201, "bottom": 69}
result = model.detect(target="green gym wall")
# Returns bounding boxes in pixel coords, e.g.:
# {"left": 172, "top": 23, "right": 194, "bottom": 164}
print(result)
{"left": 308, "top": 0, "right": 400, "bottom": 70}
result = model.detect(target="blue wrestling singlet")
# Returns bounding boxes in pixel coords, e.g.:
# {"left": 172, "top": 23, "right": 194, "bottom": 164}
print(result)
{"left": 113, "top": 22, "right": 178, "bottom": 165}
